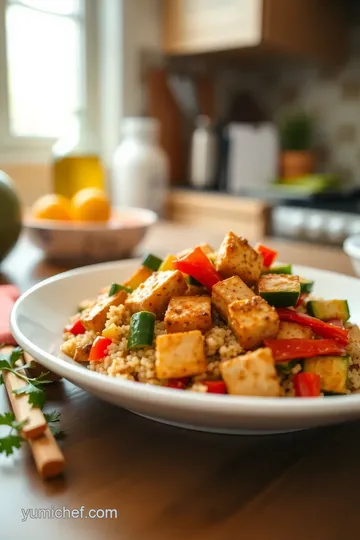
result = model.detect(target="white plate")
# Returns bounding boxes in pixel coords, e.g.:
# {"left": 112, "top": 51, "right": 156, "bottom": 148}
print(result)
{"left": 10, "top": 261, "right": 360, "bottom": 434}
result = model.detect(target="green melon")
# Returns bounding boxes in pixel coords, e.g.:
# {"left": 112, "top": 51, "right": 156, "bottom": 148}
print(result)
{"left": 0, "top": 171, "right": 22, "bottom": 262}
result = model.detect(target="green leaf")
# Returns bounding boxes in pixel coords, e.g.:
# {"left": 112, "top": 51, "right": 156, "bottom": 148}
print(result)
{"left": 0, "top": 411, "right": 16, "bottom": 426}
{"left": 0, "top": 358, "right": 11, "bottom": 370}
{"left": 9, "top": 347, "right": 23, "bottom": 368}
{"left": 44, "top": 410, "right": 61, "bottom": 424}
{"left": 0, "top": 434, "right": 23, "bottom": 456}
{"left": 30, "top": 371, "right": 52, "bottom": 385}
{"left": 13, "top": 382, "right": 46, "bottom": 409}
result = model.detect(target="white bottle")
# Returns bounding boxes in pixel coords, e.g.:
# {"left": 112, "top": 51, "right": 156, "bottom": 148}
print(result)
{"left": 111, "top": 118, "right": 169, "bottom": 216}
{"left": 190, "top": 115, "right": 217, "bottom": 189}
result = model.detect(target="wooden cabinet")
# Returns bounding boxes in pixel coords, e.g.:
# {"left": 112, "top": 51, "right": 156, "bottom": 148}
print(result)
{"left": 166, "top": 190, "right": 270, "bottom": 241}
{"left": 162, "top": 0, "right": 346, "bottom": 64}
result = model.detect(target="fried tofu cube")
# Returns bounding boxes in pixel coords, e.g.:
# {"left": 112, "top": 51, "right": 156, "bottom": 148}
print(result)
{"left": 276, "top": 321, "right": 312, "bottom": 340}
{"left": 155, "top": 330, "right": 206, "bottom": 379}
{"left": 216, "top": 231, "right": 262, "bottom": 285}
{"left": 125, "top": 270, "right": 187, "bottom": 318}
{"left": 229, "top": 296, "right": 279, "bottom": 349}
{"left": 212, "top": 275, "right": 255, "bottom": 320}
{"left": 73, "top": 343, "right": 92, "bottom": 363}
{"left": 220, "top": 347, "right": 280, "bottom": 396}
{"left": 165, "top": 296, "right": 212, "bottom": 333}
{"left": 81, "top": 290, "right": 127, "bottom": 332}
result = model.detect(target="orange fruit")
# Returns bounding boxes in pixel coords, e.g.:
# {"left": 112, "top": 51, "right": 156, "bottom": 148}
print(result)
{"left": 71, "top": 188, "right": 111, "bottom": 222}
{"left": 32, "top": 194, "right": 72, "bottom": 221}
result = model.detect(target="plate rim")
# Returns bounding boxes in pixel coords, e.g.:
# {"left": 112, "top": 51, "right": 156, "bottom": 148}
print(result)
{"left": 10, "top": 259, "right": 360, "bottom": 420}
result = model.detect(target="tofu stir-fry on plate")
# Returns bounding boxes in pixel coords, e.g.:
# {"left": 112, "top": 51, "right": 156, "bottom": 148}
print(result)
{"left": 61, "top": 231, "right": 359, "bottom": 398}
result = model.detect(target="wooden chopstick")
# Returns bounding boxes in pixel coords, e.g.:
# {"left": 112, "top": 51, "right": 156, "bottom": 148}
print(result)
{"left": 28, "top": 427, "right": 66, "bottom": 479}
{"left": 1, "top": 346, "right": 66, "bottom": 479}
{"left": 2, "top": 346, "right": 47, "bottom": 439}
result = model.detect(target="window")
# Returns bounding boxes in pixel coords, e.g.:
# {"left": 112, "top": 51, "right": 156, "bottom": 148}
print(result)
{"left": 0, "top": 0, "right": 98, "bottom": 157}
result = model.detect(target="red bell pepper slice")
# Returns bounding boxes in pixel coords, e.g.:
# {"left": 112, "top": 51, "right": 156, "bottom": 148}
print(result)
{"left": 166, "top": 378, "right": 189, "bottom": 390}
{"left": 276, "top": 308, "right": 349, "bottom": 345}
{"left": 89, "top": 336, "right": 112, "bottom": 361}
{"left": 255, "top": 243, "right": 278, "bottom": 267}
{"left": 294, "top": 372, "right": 321, "bottom": 397}
{"left": 264, "top": 338, "right": 346, "bottom": 363}
{"left": 174, "top": 247, "right": 222, "bottom": 290}
{"left": 203, "top": 380, "right": 227, "bottom": 394}
{"left": 64, "top": 319, "right": 85, "bottom": 336}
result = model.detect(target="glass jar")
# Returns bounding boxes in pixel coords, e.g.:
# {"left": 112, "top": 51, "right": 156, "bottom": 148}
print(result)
{"left": 52, "top": 112, "right": 105, "bottom": 199}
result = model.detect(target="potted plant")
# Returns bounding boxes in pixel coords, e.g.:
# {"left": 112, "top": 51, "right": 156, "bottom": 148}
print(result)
{"left": 279, "top": 112, "right": 315, "bottom": 180}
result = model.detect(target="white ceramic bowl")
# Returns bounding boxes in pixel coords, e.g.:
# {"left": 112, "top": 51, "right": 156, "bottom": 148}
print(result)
{"left": 344, "top": 235, "right": 360, "bottom": 277}
{"left": 24, "top": 207, "right": 157, "bottom": 264}
{"left": 10, "top": 260, "right": 360, "bottom": 434}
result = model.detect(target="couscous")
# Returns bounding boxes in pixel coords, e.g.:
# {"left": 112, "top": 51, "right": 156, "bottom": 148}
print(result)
{"left": 61, "top": 232, "right": 360, "bottom": 397}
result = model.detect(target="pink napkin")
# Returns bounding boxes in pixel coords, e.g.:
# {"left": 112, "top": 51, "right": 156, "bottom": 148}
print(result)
{"left": 0, "top": 285, "right": 20, "bottom": 345}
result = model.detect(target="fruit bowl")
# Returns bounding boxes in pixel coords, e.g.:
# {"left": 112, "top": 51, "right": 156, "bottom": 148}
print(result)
{"left": 24, "top": 207, "right": 157, "bottom": 265}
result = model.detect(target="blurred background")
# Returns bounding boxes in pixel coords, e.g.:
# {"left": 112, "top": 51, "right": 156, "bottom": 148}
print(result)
{"left": 1, "top": 0, "right": 360, "bottom": 258}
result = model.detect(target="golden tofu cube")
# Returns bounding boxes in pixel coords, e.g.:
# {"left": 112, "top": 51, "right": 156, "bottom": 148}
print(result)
{"left": 73, "top": 343, "right": 92, "bottom": 363}
{"left": 81, "top": 290, "right": 127, "bottom": 333}
{"left": 165, "top": 296, "right": 212, "bottom": 333}
{"left": 125, "top": 270, "right": 187, "bottom": 318}
{"left": 212, "top": 275, "right": 255, "bottom": 320}
{"left": 229, "top": 296, "right": 279, "bottom": 350}
{"left": 155, "top": 330, "right": 206, "bottom": 379}
{"left": 277, "top": 321, "right": 312, "bottom": 340}
{"left": 220, "top": 347, "right": 280, "bottom": 396}
{"left": 216, "top": 231, "right": 262, "bottom": 285}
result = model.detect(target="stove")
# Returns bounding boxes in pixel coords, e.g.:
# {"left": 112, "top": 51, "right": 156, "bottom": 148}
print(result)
{"left": 270, "top": 197, "right": 360, "bottom": 245}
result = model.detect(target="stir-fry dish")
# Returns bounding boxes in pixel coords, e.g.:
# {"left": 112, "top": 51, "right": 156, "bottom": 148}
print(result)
{"left": 61, "top": 232, "right": 360, "bottom": 398}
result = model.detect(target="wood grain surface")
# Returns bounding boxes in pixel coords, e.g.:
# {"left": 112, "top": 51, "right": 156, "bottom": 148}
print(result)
{"left": 1, "top": 221, "right": 358, "bottom": 540}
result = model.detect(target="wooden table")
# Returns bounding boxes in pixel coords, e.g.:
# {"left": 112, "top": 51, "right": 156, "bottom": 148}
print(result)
{"left": 1, "top": 222, "right": 359, "bottom": 540}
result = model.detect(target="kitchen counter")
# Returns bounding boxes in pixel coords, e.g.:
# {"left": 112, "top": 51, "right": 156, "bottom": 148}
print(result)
{"left": 0, "top": 222, "right": 358, "bottom": 540}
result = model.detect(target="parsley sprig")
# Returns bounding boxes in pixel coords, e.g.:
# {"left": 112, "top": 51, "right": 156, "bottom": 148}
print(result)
{"left": 0, "top": 412, "right": 27, "bottom": 456}
{"left": 0, "top": 347, "right": 64, "bottom": 456}
{"left": 0, "top": 347, "right": 53, "bottom": 408}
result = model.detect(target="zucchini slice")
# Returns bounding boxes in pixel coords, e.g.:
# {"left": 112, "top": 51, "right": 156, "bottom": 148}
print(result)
{"left": 258, "top": 274, "right": 300, "bottom": 307}
{"left": 303, "top": 356, "right": 349, "bottom": 394}
{"left": 299, "top": 277, "right": 314, "bottom": 294}
{"left": 263, "top": 264, "right": 292, "bottom": 275}
{"left": 128, "top": 311, "right": 156, "bottom": 350}
{"left": 142, "top": 253, "right": 163, "bottom": 271}
{"left": 108, "top": 282, "right": 132, "bottom": 296}
{"left": 306, "top": 300, "right": 350, "bottom": 321}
